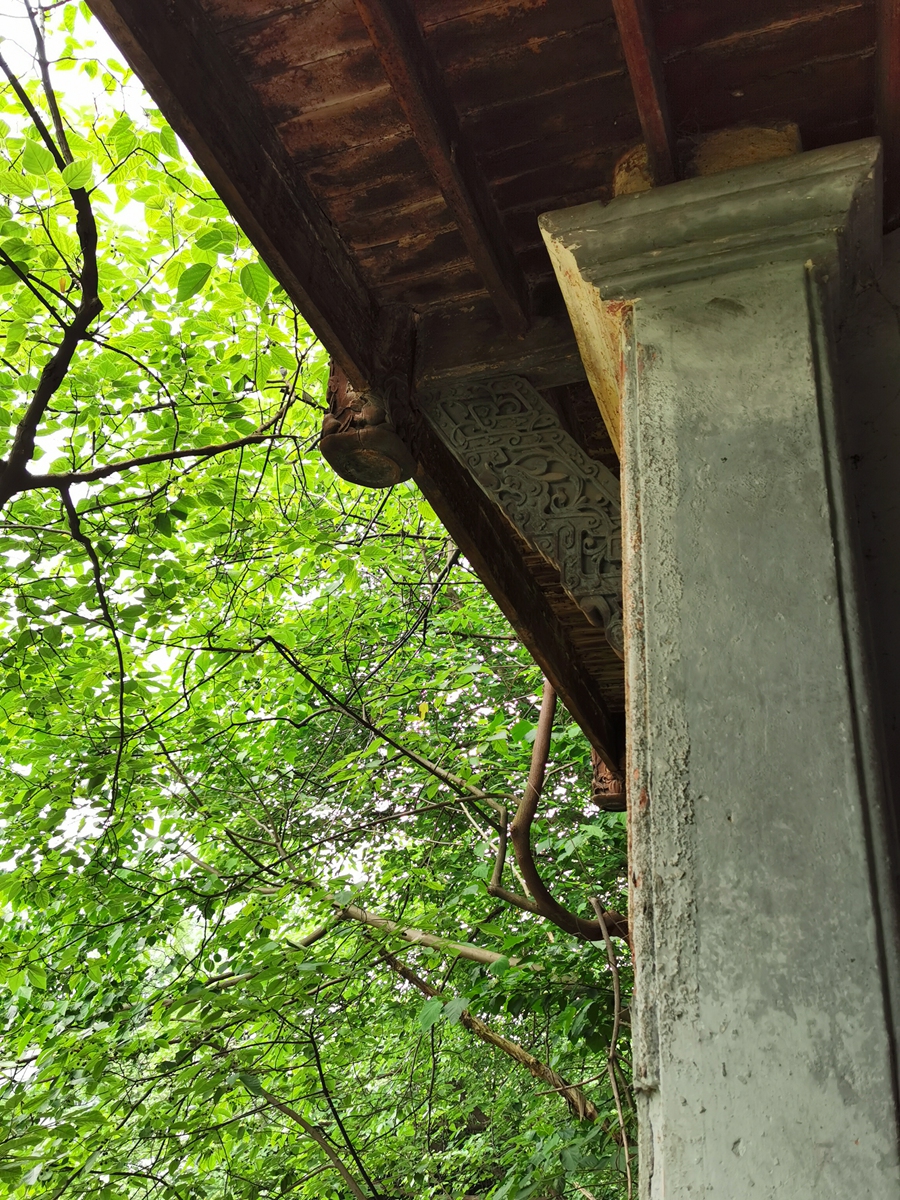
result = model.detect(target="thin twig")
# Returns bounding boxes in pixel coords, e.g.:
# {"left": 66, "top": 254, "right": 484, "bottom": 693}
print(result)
{"left": 26, "top": 397, "right": 293, "bottom": 491}
{"left": 307, "top": 1032, "right": 382, "bottom": 1198}
{"left": 26, "top": 0, "right": 73, "bottom": 163}
{"left": 60, "top": 487, "right": 125, "bottom": 812}
{"left": 250, "top": 1083, "right": 370, "bottom": 1200}
{"left": 376, "top": 946, "right": 597, "bottom": 1121}
{"left": 261, "top": 636, "right": 509, "bottom": 818}
{"left": 590, "top": 897, "right": 633, "bottom": 1200}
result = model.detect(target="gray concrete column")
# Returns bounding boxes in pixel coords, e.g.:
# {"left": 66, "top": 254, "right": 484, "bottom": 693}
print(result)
{"left": 542, "top": 140, "right": 900, "bottom": 1198}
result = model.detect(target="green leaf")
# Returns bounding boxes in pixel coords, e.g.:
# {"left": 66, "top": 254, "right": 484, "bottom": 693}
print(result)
{"left": 196, "top": 230, "right": 226, "bottom": 251}
{"left": 176, "top": 262, "right": 212, "bottom": 302}
{"left": 159, "top": 126, "right": 180, "bottom": 158}
{"left": 239, "top": 261, "right": 270, "bottom": 304}
{"left": 443, "top": 997, "right": 468, "bottom": 1025}
{"left": 22, "top": 140, "right": 55, "bottom": 175}
{"left": 61, "top": 159, "right": 93, "bottom": 189}
{"left": 238, "top": 1072, "right": 264, "bottom": 1096}
{"left": 419, "top": 998, "right": 444, "bottom": 1031}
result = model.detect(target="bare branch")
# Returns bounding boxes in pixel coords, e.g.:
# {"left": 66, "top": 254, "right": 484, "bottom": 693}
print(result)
{"left": 339, "top": 904, "right": 540, "bottom": 971}
{"left": 377, "top": 947, "right": 596, "bottom": 1121}
{"left": 508, "top": 680, "right": 629, "bottom": 943}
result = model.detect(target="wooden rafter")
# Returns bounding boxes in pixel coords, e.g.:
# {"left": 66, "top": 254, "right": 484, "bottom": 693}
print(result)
{"left": 353, "top": 0, "right": 530, "bottom": 337}
{"left": 878, "top": 0, "right": 900, "bottom": 229}
{"left": 88, "top": 0, "right": 380, "bottom": 388}
{"left": 611, "top": 0, "right": 676, "bottom": 185}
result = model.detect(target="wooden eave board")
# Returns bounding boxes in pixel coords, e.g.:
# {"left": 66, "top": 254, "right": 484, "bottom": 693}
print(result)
{"left": 190, "top": 0, "right": 877, "bottom": 322}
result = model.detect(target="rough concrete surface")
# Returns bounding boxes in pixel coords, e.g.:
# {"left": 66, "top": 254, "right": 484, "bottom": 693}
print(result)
{"left": 545, "top": 141, "right": 900, "bottom": 1198}
{"left": 838, "top": 230, "right": 900, "bottom": 887}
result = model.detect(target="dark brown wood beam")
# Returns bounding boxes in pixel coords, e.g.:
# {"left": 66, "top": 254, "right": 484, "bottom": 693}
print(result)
{"left": 416, "top": 286, "right": 584, "bottom": 392}
{"left": 88, "top": 0, "right": 381, "bottom": 388}
{"left": 611, "top": 0, "right": 676, "bottom": 185}
{"left": 394, "top": 404, "right": 620, "bottom": 768}
{"left": 878, "top": 0, "right": 900, "bottom": 229}
{"left": 353, "top": 0, "right": 530, "bottom": 337}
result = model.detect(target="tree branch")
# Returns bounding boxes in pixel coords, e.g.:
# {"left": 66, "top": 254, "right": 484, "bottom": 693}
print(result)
{"left": 60, "top": 486, "right": 125, "bottom": 811}
{"left": 0, "top": 48, "right": 102, "bottom": 508}
{"left": 25, "top": 398, "right": 292, "bottom": 491}
{"left": 376, "top": 947, "right": 597, "bottom": 1121}
{"left": 338, "top": 904, "right": 539, "bottom": 971}
{"left": 307, "top": 1032, "right": 382, "bottom": 1198}
{"left": 262, "top": 636, "right": 508, "bottom": 818}
{"left": 26, "top": 1, "right": 74, "bottom": 164}
{"left": 508, "top": 680, "right": 629, "bottom": 943}
{"left": 250, "top": 1083, "right": 370, "bottom": 1200}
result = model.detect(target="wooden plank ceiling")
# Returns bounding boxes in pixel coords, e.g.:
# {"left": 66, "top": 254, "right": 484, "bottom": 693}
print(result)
{"left": 88, "top": 0, "right": 896, "bottom": 767}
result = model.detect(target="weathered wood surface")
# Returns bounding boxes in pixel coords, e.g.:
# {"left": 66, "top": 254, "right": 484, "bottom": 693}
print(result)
{"left": 185, "top": 0, "right": 879, "bottom": 334}
{"left": 611, "top": 0, "right": 676, "bottom": 183}
{"left": 90, "top": 0, "right": 888, "bottom": 755}
{"left": 91, "top": 0, "right": 882, "bottom": 352}
{"left": 878, "top": 0, "right": 900, "bottom": 227}
{"left": 395, "top": 406, "right": 624, "bottom": 765}
{"left": 353, "top": 0, "right": 529, "bottom": 334}
{"left": 89, "top": 0, "right": 379, "bottom": 389}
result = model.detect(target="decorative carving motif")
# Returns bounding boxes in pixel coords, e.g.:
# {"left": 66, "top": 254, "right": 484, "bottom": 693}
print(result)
{"left": 320, "top": 361, "right": 415, "bottom": 489}
{"left": 591, "top": 747, "right": 626, "bottom": 811}
{"left": 420, "top": 376, "right": 623, "bottom": 656}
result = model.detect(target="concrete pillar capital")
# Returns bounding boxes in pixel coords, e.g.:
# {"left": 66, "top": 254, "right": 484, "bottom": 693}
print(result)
{"left": 541, "top": 140, "right": 884, "bottom": 456}
{"left": 541, "top": 137, "right": 882, "bottom": 307}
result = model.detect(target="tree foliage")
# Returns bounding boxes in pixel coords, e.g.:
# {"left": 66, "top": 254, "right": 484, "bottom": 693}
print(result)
{"left": 0, "top": 6, "right": 633, "bottom": 1198}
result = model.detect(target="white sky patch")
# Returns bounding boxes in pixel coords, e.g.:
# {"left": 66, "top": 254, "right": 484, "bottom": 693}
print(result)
{"left": 0, "top": 3, "right": 149, "bottom": 116}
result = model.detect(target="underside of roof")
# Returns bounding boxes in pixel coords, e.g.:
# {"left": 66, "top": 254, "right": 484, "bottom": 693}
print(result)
{"left": 86, "top": 0, "right": 899, "bottom": 766}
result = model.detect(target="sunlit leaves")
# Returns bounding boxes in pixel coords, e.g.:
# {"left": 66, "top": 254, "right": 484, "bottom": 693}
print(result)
{"left": 20, "top": 139, "right": 54, "bottom": 175}
{"left": 0, "top": 4, "right": 632, "bottom": 1199}
{"left": 175, "top": 261, "right": 212, "bottom": 301}
{"left": 60, "top": 159, "right": 92, "bottom": 189}
{"left": 239, "top": 260, "right": 270, "bottom": 304}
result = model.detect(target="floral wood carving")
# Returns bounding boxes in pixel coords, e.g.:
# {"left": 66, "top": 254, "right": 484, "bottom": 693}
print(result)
{"left": 419, "top": 376, "right": 624, "bottom": 657}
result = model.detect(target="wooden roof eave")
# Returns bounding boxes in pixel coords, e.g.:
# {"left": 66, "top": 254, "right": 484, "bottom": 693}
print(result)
{"left": 89, "top": 0, "right": 381, "bottom": 389}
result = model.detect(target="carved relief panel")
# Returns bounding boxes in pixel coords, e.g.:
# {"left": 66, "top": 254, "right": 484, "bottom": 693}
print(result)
{"left": 419, "top": 376, "right": 623, "bottom": 656}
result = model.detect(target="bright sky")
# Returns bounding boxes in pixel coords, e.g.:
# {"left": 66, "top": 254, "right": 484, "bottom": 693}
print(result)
{"left": 0, "top": 1, "right": 147, "bottom": 114}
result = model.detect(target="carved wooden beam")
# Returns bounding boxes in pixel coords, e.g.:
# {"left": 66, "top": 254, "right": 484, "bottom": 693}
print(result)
{"left": 610, "top": 0, "right": 676, "bottom": 185}
{"left": 88, "top": 0, "right": 380, "bottom": 388}
{"left": 878, "top": 0, "right": 900, "bottom": 229}
{"left": 389, "top": 387, "right": 622, "bottom": 763}
{"left": 418, "top": 376, "right": 624, "bottom": 658}
{"left": 407, "top": 416, "right": 622, "bottom": 767}
{"left": 353, "top": 0, "right": 530, "bottom": 337}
